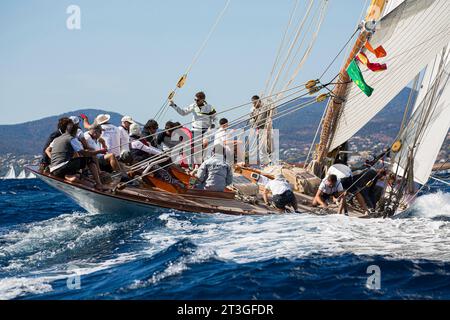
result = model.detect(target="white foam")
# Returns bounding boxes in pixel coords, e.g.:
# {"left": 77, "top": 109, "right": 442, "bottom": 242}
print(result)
{"left": 409, "top": 191, "right": 450, "bottom": 218}
{"left": 0, "top": 252, "right": 138, "bottom": 300}
{"left": 141, "top": 202, "right": 450, "bottom": 264}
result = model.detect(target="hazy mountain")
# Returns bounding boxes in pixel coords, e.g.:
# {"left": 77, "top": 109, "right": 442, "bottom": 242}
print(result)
{"left": 0, "top": 88, "right": 432, "bottom": 157}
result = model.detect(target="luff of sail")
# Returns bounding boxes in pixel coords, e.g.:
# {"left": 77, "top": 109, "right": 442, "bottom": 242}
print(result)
{"left": 329, "top": 0, "right": 450, "bottom": 151}
{"left": 392, "top": 46, "right": 450, "bottom": 185}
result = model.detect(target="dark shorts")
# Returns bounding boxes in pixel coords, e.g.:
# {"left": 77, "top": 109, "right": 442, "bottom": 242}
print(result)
{"left": 52, "top": 157, "right": 92, "bottom": 178}
{"left": 341, "top": 176, "right": 357, "bottom": 193}
{"left": 272, "top": 190, "right": 297, "bottom": 209}
{"left": 98, "top": 156, "right": 113, "bottom": 173}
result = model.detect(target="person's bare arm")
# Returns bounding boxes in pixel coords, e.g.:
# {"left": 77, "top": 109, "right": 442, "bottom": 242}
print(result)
{"left": 79, "top": 149, "right": 106, "bottom": 158}
{"left": 98, "top": 137, "right": 107, "bottom": 149}
{"left": 314, "top": 190, "right": 327, "bottom": 207}
{"left": 80, "top": 137, "right": 89, "bottom": 150}
{"left": 263, "top": 188, "right": 270, "bottom": 205}
{"left": 45, "top": 146, "right": 52, "bottom": 159}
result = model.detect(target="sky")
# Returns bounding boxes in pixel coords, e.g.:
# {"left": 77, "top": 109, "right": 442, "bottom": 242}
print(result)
{"left": 0, "top": 0, "right": 368, "bottom": 125}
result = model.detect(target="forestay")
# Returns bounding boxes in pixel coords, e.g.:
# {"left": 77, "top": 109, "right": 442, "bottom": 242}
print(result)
{"left": 329, "top": 0, "right": 450, "bottom": 150}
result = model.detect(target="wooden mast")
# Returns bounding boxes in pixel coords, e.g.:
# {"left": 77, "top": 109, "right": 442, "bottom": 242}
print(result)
{"left": 313, "top": 0, "right": 387, "bottom": 167}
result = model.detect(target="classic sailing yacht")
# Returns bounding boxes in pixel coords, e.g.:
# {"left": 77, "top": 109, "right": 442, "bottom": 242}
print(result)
{"left": 27, "top": 0, "right": 450, "bottom": 217}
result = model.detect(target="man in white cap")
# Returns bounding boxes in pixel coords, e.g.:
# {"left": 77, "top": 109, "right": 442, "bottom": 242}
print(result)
{"left": 69, "top": 116, "right": 88, "bottom": 149}
{"left": 263, "top": 173, "right": 298, "bottom": 211}
{"left": 118, "top": 115, "right": 133, "bottom": 155}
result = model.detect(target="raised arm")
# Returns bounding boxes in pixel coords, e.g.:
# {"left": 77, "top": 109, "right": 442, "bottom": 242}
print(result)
{"left": 169, "top": 101, "right": 194, "bottom": 116}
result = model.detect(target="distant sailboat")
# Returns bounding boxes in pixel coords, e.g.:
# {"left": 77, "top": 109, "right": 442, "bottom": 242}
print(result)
{"left": 17, "top": 170, "right": 27, "bottom": 179}
{"left": 2, "top": 165, "right": 16, "bottom": 180}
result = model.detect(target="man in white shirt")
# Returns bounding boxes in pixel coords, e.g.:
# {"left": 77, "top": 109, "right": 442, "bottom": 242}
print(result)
{"left": 169, "top": 91, "right": 217, "bottom": 134}
{"left": 312, "top": 174, "right": 348, "bottom": 214}
{"left": 263, "top": 174, "right": 298, "bottom": 211}
{"left": 118, "top": 115, "right": 133, "bottom": 154}
{"left": 45, "top": 121, "right": 107, "bottom": 190}
{"left": 169, "top": 91, "right": 217, "bottom": 164}
{"left": 129, "top": 123, "right": 163, "bottom": 163}
{"left": 84, "top": 125, "right": 121, "bottom": 172}
{"left": 213, "top": 118, "right": 235, "bottom": 164}
{"left": 95, "top": 114, "right": 123, "bottom": 158}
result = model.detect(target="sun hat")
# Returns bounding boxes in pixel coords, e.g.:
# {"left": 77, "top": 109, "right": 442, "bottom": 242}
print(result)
{"left": 96, "top": 114, "right": 111, "bottom": 125}
{"left": 121, "top": 115, "right": 134, "bottom": 123}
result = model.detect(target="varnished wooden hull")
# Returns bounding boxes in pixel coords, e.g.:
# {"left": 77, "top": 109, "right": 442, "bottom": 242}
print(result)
{"left": 25, "top": 165, "right": 369, "bottom": 217}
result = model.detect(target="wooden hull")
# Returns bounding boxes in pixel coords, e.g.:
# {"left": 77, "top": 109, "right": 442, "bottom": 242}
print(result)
{"left": 25, "top": 166, "right": 368, "bottom": 217}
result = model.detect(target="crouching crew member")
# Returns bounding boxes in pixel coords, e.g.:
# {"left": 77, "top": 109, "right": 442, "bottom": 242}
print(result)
{"left": 263, "top": 174, "right": 298, "bottom": 211}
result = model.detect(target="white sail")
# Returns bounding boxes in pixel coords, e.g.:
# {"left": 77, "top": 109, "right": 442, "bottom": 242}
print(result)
{"left": 392, "top": 47, "right": 450, "bottom": 185}
{"left": 17, "top": 170, "right": 27, "bottom": 179}
{"left": 27, "top": 171, "right": 36, "bottom": 179}
{"left": 329, "top": 0, "right": 450, "bottom": 150}
{"left": 3, "top": 165, "right": 16, "bottom": 180}
{"left": 381, "top": 0, "right": 405, "bottom": 17}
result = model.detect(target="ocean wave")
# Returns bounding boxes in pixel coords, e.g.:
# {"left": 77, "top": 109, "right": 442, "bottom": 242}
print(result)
{"left": 407, "top": 191, "right": 450, "bottom": 219}
{"left": 140, "top": 209, "right": 450, "bottom": 264}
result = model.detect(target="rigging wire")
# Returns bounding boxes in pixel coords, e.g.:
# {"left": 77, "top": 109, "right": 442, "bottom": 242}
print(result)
{"left": 154, "top": 0, "right": 232, "bottom": 121}
{"left": 116, "top": 96, "right": 321, "bottom": 187}
{"left": 267, "top": 0, "right": 315, "bottom": 97}
{"left": 119, "top": 86, "right": 316, "bottom": 174}
{"left": 104, "top": 79, "right": 319, "bottom": 157}
{"left": 263, "top": 0, "right": 300, "bottom": 96}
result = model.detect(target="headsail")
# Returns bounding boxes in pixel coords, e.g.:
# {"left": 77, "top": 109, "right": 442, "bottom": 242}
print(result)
{"left": 392, "top": 46, "right": 450, "bottom": 185}
{"left": 329, "top": 0, "right": 450, "bottom": 150}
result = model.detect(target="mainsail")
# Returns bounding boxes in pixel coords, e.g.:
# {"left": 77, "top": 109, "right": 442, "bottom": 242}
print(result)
{"left": 392, "top": 46, "right": 450, "bottom": 184}
{"left": 328, "top": 0, "right": 450, "bottom": 151}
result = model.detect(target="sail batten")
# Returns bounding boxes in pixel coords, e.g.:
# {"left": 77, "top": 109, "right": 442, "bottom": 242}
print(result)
{"left": 329, "top": 0, "right": 450, "bottom": 151}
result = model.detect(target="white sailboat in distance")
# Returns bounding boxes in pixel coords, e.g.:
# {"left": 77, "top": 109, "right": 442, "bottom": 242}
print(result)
{"left": 2, "top": 165, "right": 17, "bottom": 180}
{"left": 17, "top": 170, "right": 27, "bottom": 179}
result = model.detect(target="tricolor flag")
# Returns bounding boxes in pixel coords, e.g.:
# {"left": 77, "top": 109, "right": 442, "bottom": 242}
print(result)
{"left": 356, "top": 52, "right": 387, "bottom": 72}
{"left": 347, "top": 59, "right": 374, "bottom": 97}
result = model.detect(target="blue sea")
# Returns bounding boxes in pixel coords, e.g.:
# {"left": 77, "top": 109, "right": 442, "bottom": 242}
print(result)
{"left": 1, "top": 175, "right": 450, "bottom": 300}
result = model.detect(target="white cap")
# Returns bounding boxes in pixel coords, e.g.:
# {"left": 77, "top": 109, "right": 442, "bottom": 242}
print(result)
{"left": 96, "top": 114, "right": 111, "bottom": 125}
{"left": 129, "top": 123, "right": 141, "bottom": 136}
{"left": 69, "top": 116, "right": 80, "bottom": 125}
{"left": 121, "top": 115, "right": 134, "bottom": 123}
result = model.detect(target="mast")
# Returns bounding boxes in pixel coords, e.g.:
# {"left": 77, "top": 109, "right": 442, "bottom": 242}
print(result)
{"left": 312, "top": 0, "right": 387, "bottom": 169}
